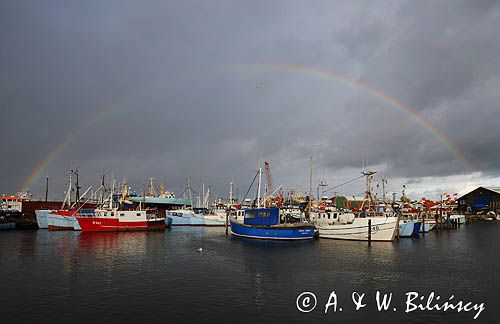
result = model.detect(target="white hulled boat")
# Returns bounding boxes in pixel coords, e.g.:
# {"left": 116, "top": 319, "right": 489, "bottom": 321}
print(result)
{"left": 311, "top": 171, "right": 399, "bottom": 242}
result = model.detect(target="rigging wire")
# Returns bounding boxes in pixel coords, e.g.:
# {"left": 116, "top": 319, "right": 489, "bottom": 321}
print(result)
{"left": 322, "top": 174, "right": 365, "bottom": 194}
{"left": 241, "top": 170, "right": 259, "bottom": 204}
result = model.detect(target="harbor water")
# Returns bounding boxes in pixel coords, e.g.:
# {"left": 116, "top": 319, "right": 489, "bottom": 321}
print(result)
{"left": 0, "top": 222, "right": 498, "bottom": 323}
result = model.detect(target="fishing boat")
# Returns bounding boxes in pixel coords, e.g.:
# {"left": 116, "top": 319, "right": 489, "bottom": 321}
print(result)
{"left": 77, "top": 177, "right": 165, "bottom": 232}
{"left": 77, "top": 208, "right": 164, "bottom": 231}
{"left": 229, "top": 162, "right": 316, "bottom": 240}
{"left": 230, "top": 207, "right": 316, "bottom": 240}
{"left": 35, "top": 210, "right": 52, "bottom": 229}
{"left": 449, "top": 214, "right": 466, "bottom": 225}
{"left": 201, "top": 212, "right": 227, "bottom": 226}
{"left": 166, "top": 180, "right": 227, "bottom": 226}
{"left": 0, "top": 194, "right": 26, "bottom": 230}
{"left": 48, "top": 210, "right": 80, "bottom": 230}
{"left": 399, "top": 219, "right": 421, "bottom": 237}
{"left": 167, "top": 208, "right": 227, "bottom": 226}
{"left": 420, "top": 220, "right": 436, "bottom": 233}
{"left": 47, "top": 171, "right": 93, "bottom": 231}
{"left": 166, "top": 209, "right": 207, "bottom": 226}
{"left": 0, "top": 218, "right": 16, "bottom": 230}
{"left": 312, "top": 170, "right": 399, "bottom": 241}
{"left": 312, "top": 209, "right": 399, "bottom": 241}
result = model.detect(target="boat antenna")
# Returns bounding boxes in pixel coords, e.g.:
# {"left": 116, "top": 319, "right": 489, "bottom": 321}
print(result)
{"left": 62, "top": 172, "right": 72, "bottom": 209}
{"left": 71, "top": 169, "right": 80, "bottom": 208}
{"left": 382, "top": 176, "right": 387, "bottom": 202}
{"left": 318, "top": 168, "right": 328, "bottom": 202}
{"left": 241, "top": 168, "right": 259, "bottom": 205}
{"left": 257, "top": 161, "right": 262, "bottom": 208}
{"left": 187, "top": 177, "right": 193, "bottom": 209}
{"left": 362, "top": 169, "right": 377, "bottom": 211}
{"left": 45, "top": 173, "right": 49, "bottom": 202}
{"left": 110, "top": 177, "right": 115, "bottom": 209}
{"left": 308, "top": 156, "right": 313, "bottom": 218}
{"left": 323, "top": 174, "right": 365, "bottom": 194}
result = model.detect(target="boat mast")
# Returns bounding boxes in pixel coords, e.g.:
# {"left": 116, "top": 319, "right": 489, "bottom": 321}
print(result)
{"left": 257, "top": 161, "right": 262, "bottom": 208}
{"left": 98, "top": 175, "right": 105, "bottom": 207}
{"left": 362, "top": 169, "right": 377, "bottom": 212}
{"left": 204, "top": 186, "right": 211, "bottom": 209}
{"left": 318, "top": 168, "right": 328, "bottom": 203}
{"left": 45, "top": 174, "right": 49, "bottom": 202}
{"left": 148, "top": 178, "right": 156, "bottom": 197}
{"left": 71, "top": 169, "right": 80, "bottom": 208}
{"left": 62, "top": 172, "right": 72, "bottom": 209}
{"left": 308, "top": 156, "right": 313, "bottom": 216}
{"left": 187, "top": 178, "right": 193, "bottom": 208}
{"left": 109, "top": 177, "right": 115, "bottom": 210}
{"left": 382, "top": 177, "right": 387, "bottom": 202}
{"left": 229, "top": 181, "right": 233, "bottom": 205}
{"left": 202, "top": 182, "right": 205, "bottom": 209}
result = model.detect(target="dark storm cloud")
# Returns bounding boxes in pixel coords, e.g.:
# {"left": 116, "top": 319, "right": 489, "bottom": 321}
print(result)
{"left": 1, "top": 0, "right": 499, "bottom": 198}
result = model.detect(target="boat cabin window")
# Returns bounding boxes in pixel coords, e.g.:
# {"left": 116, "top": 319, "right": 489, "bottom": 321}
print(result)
{"left": 120, "top": 213, "right": 125, "bottom": 217}
{"left": 327, "top": 213, "right": 330, "bottom": 219}
{"left": 137, "top": 213, "right": 141, "bottom": 216}
{"left": 111, "top": 212, "right": 114, "bottom": 217}
{"left": 258, "top": 211, "right": 270, "bottom": 218}
{"left": 245, "top": 211, "right": 256, "bottom": 218}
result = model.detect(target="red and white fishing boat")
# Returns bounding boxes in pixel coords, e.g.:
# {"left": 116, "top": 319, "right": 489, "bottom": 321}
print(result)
{"left": 77, "top": 208, "right": 165, "bottom": 231}
{"left": 77, "top": 178, "right": 165, "bottom": 232}
{"left": 47, "top": 171, "right": 93, "bottom": 231}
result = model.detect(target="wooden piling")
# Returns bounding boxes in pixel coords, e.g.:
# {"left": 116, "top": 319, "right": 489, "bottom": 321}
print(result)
{"left": 368, "top": 219, "right": 372, "bottom": 246}
{"left": 225, "top": 209, "right": 229, "bottom": 236}
{"left": 422, "top": 213, "right": 425, "bottom": 237}
{"left": 396, "top": 215, "right": 400, "bottom": 240}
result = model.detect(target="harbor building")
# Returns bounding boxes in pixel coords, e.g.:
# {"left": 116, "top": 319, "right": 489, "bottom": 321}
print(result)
{"left": 457, "top": 187, "right": 500, "bottom": 212}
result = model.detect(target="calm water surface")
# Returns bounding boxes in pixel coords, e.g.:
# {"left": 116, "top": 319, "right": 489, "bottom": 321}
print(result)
{"left": 0, "top": 222, "right": 498, "bottom": 323}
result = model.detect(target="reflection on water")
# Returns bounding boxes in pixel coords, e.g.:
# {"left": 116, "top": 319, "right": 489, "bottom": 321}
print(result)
{"left": 77, "top": 231, "right": 150, "bottom": 257}
{"left": 0, "top": 223, "right": 498, "bottom": 323}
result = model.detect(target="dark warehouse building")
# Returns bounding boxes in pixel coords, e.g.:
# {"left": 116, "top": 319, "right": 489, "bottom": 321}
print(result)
{"left": 457, "top": 187, "right": 500, "bottom": 212}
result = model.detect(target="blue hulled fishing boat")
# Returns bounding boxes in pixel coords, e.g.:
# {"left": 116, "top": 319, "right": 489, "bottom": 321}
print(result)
{"left": 399, "top": 220, "right": 421, "bottom": 237}
{"left": 412, "top": 221, "right": 422, "bottom": 235}
{"left": 230, "top": 161, "right": 316, "bottom": 240}
{"left": 230, "top": 207, "right": 316, "bottom": 240}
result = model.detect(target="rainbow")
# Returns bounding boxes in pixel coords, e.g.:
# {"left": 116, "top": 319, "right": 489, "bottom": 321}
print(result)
{"left": 21, "top": 101, "right": 121, "bottom": 190}
{"left": 21, "top": 62, "right": 472, "bottom": 191}
{"left": 235, "top": 62, "right": 471, "bottom": 169}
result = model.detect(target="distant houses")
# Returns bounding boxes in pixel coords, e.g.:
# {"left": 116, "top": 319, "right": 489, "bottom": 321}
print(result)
{"left": 457, "top": 187, "right": 500, "bottom": 212}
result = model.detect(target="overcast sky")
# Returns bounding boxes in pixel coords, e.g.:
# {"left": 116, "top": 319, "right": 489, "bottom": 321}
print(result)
{"left": 1, "top": 0, "right": 499, "bottom": 201}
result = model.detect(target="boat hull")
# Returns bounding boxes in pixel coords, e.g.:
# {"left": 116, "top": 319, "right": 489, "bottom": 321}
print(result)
{"left": 450, "top": 214, "right": 466, "bottom": 225}
{"left": 167, "top": 215, "right": 194, "bottom": 226}
{"left": 167, "top": 213, "right": 226, "bottom": 226}
{"left": 419, "top": 221, "right": 436, "bottom": 233}
{"left": 77, "top": 217, "right": 165, "bottom": 232}
{"left": 48, "top": 211, "right": 76, "bottom": 230}
{"left": 0, "top": 222, "right": 16, "bottom": 230}
{"left": 230, "top": 220, "right": 316, "bottom": 240}
{"left": 35, "top": 210, "right": 51, "bottom": 229}
{"left": 316, "top": 217, "right": 398, "bottom": 242}
{"left": 202, "top": 215, "right": 226, "bottom": 226}
{"left": 399, "top": 220, "right": 420, "bottom": 237}
{"left": 412, "top": 221, "right": 422, "bottom": 235}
